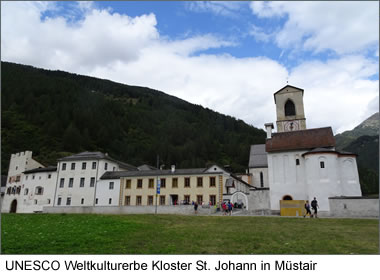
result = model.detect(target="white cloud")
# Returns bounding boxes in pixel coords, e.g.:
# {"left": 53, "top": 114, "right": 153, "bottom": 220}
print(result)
{"left": 250, "top": 1, "right": 379, "bottom": 55}
{"left": 289, "top": 55, "right": 379, "bottom": 133}
{"left": 1, "top": 1, "right": 378, "bottom": 134}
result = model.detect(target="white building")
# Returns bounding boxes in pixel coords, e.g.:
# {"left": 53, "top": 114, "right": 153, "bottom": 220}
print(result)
{"left": 1, "top": 151, "right": 48, "bottom": 213}
{"left": 249, "top": 85, "right": 362, "bottom": 213}
{"left": 53, "top": 151, "right": 137, "bottom": 207}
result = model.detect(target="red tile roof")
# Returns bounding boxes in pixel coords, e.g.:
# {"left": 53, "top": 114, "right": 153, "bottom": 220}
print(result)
{"left": 266, "top": 127, "right": 335, "bottom": 152}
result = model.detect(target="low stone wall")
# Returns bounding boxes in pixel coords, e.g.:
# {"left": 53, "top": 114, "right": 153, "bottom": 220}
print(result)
{"left": 43, "top": 205, "right": 217, "bottom": 215}
{"left": 247, "top": 188, "right": 271, "bottom": 213}
{"left": 329, "top": 197, "right": 379, "bottom": 217}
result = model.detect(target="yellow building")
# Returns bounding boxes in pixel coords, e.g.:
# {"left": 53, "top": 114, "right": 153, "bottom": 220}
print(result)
{"left": 101, "top": 165, "right": 251, "bottom": 207}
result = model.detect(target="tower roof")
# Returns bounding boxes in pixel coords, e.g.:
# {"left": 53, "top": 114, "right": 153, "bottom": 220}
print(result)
{"left": 273, "top": 85, "right": 304, "bottom": 103}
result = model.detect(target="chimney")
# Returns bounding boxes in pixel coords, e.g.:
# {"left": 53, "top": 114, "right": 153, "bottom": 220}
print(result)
{"left": 264, "top": 123, "right": 274, "bottom": 139}
{"left": 171, "top": 165, "right": 175, "bottom": 173}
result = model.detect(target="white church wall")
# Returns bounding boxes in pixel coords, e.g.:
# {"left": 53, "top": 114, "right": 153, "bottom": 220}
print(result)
{"left": 267, "top": 150, "right": 308, "bottom": 211}
{"left": 249, "top": 167, "right": 268, "bottom": 188}
{"left": 338, "top": 157, "right": 362, "bottom": 196}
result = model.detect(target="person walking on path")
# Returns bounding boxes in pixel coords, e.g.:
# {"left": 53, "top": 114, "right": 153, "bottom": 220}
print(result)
{"left": 304, "top": 200, "right": 312, "bottom": 218}
{"left": 194, "top": 201, "right": 198, "bottom": 214}
{"left": 228, "top": 201, "right": 233, "bottom": 216}
{"left": 311, "top": 197, "right": 319, "bottom": 218}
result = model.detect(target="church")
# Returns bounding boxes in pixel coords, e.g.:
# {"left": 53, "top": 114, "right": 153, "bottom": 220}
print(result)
{"left": 249, "top": 85, "right": 362, "bottom": 213}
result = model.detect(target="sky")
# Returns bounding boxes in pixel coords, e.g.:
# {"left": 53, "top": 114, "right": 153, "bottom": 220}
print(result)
{"left": 1, "top": 1, "right": 379, "bottom": 134}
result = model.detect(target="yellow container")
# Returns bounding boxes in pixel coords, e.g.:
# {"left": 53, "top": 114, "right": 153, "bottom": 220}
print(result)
{"left": 280, "top": 200, "right": 306, "bottom": 216}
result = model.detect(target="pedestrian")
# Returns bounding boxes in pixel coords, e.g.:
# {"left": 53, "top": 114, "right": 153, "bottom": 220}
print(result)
{"left": 304, "top": 200, "right": 312, "bottom": 218}
{"left": 228, "top": 201, "right": 233, "bottom": 216}
{"left": 311, "top": 197, "right": 319, "bottom": 218}
{"left": 222, "top": 202, "right": 227, "bottom": 215}
{"left": 194, "top": 201, "right": 198, "bottom": 214}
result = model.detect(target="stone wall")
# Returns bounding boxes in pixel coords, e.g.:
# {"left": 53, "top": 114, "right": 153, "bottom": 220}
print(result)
{"left": 43, "top": 204, "right": 217, "bottom": 215}
{"left": 247, "top": 188, "right": 271, "bottom": 214}
{"left": 329, "top": 197, "right": 379, "bottom": 217}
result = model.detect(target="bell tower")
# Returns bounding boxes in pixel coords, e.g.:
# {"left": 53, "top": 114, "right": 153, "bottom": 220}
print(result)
{"left": 274, "top": 85, "right": 306, "bottom": 132}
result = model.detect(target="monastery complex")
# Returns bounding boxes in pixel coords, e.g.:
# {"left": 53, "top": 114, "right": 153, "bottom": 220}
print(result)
{"left": 1, "top": 85, "right": 378, "bottom": 217}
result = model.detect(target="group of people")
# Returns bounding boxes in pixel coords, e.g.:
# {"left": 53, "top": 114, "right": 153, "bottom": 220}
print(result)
{"left": 304, "top": 197, "right": 319, "bottom": 218}
{"left": 221, "top": 201, "right": 233, "bottom": 216}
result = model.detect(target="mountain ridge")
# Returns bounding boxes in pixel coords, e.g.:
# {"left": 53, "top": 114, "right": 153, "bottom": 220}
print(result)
{"left": 1, "top": 61, "right": 266, "bottom": 175}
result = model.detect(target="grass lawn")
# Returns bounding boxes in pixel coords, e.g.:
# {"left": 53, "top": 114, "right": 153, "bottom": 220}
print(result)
{"left": 1, "top": 214, "right": 378, "bottom": 254}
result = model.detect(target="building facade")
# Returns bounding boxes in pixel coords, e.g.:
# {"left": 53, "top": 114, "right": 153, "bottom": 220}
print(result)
{"left": 53, "top": 152, "right": 137, "bottom": 207}
{"left": 250, "top": 85, "right": 362, "bottom": 213}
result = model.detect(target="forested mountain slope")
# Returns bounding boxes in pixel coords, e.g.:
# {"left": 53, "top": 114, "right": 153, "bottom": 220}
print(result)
{"left": 1, "top": 62, "right": 266, "bottom": 174}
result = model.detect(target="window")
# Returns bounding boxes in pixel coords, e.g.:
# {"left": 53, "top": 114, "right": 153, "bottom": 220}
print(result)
{"left": 34, "top": 199, "right": 37, "bottom": 205}
{"left": 184, "top": 177, "right": 190, "bottom": 187}
{"left": 113, "top": 167, "right": 116, "bottom": 171}
{"left": 15, "top": 166, "right": 18, "bottom": 170}
{"left": 66, "top": 197, "right": 71, "bottom": 206}
{"left": 90, "top": 177, "right": 95, "bottom": 187}
{"left": 95, "top": 198, "right": 98, "bottom": 205}
{"left": 109, "top": 198, "right": 112, "bottom": 205}
{"left": 69, "top": 178, "right": 74, "bottom": 188}
{"left": 320, "top": 161, "right": 325, "bottom": 168}
{"left": 148, "top": 195, "right": 154, "bottom": 206}
{"left": 109, "top": 182, "right": 114, "bottom": 190}
{"left": 82, "top": 162, "right": 86, "bottom": 170}
{"left": 184, "top": 195, "right": 190, "bottom": 204}
{"left": 35, "top": 186, "right": 43, "bottom": 195}
{"left": 197, "top": 177, "right": 203, "bottom": 187}
{"left": 160, "top": 178, "right": 166, "bottom": 188}
{"left": 62, "top": 163, "right": 66, "bottom": 170}
{"left": 149, "top": 179, "right": 154, "bottom": 189}
{"left": 136, "top": 196, "right": 142, "bottom": 206}
{"left": 160, "top": 195, "right": 166, "bottom": 205}
{"left": 285, "top": 99, "right": 296, "bottom": 116}
{"left": 48, "top": 174, "right": 52, "bottom": 179}
{"left": 71, "top": 163, "right": 75, "bottom": 170}
{"left": 209, "top": 195, "right": 216, "bottom": 206}
{"left": 92, "top": 162, "right": 96, "bottom": 169}
{"left": 59, "top": 178, "right": 65, "bottom": 188}
{"left": 209, "top": 177, "right": 216, "bottom": 187}
{"left": 47, "top": 199, "right": 51, "bottom": 204}
{"left": 32, "top": 175, "right": 35, "bottom": 180}
{"left": 197, "top": 195, "right": 203, "bottom": 205}
{"left": 172, "top": 178, "right": 178, "bottom": 188}
{"left": 125, "top": 196, "right": 131, "bottom": 205}
{"left": 104, "top": 162, "right": 108, "bottom": 170}
{"left": 296, "top": 159, "right": 300, "bottom": 165}
{"left": 57, "top": 197, "right": 62, "bottom": 206}
{"left": 137, "top": 179, "right": 143, "bottom": 189}
{"left": 81, "top": 198, "right": 84, "bottom": 205}
{"left": 126, "top": 179, "right": 131, "bottom": 189}
{"left": 26, "top": 175, "right": 28, "bottom": 180}
{"left": 16, "top": 186, "right": 21, "bottom": 195}
{"left": 16, "top": 176, "right": 20, "bottom": 182}
{"left": 80, "top": 178, "right": 85, "bottom": 188}
{"left": 260, "top": 172, "right": 264, "bottom": 188}
{"left": 24, "top": 188, "right": 29, "bottom": 195}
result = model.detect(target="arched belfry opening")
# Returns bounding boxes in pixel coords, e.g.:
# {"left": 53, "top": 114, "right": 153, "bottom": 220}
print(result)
{"left": 284, "top": 99, "right": 296, "bottom": 116}
{"left": 282, "top": 195, "right": 293, "bottom": 200}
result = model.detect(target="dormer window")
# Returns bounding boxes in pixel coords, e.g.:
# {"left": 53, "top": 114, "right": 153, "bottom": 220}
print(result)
{"left": 285, "top": 99, "right": 296, "bottom": 116}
